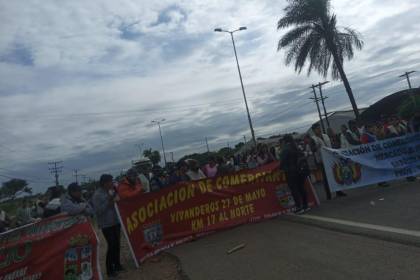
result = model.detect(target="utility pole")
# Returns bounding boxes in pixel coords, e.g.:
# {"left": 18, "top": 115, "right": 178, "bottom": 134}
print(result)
{"left": 399, "top": 71, "right": 416, "bottom": 89}
{"left": 310, "top": 85, "right": 326, "bottom": 134}
{"left": 151, "top": 119, "right": 167, "bottom": 167}
{"left": 80, "top": 174, "right": 88, "bottom": 184}
{"left": 170, "top": 152, "right": 175, "bottom": 162}
{"left": 73, "top": 169, "right": 79, "bottom": 184}
{"left": 205, "top": 137, "right": 210, "bottom": 153}
{"left": 399, "top": 71, "right": 417, "bottom": 106}
{"left": 48, "top": 161, "right": 63, "bottom": 187}
{"left": 315, "top": 81, "right": 330, "bottom": 129}
{"left": 243, "top": 135, "right": 247, "bottom": 143}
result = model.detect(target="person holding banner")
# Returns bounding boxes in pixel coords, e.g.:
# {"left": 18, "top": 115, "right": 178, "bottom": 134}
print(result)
{"left": 203, "top": 156, "right": 219, "bottom": 178}
{"left": 186, "top": 159, "right": 206, "bottom": 181}
{"left": 360, "top": 123, "right": 378, "bottom": 144}
{"left": 61, "top": 183, "right": 94, "bottom": 216}
{"left": 118, "top": 168, "right": 144, "bottom": 199}
{"left": 280, "top": 135, "right": 309, "bottom": 214}
{"left": 92, "top": 174, "right": 123, "bottom": 278}
{"left": 311, "top": 123, "right": 347, "bottom": 199}
{"left": 344, "top": 120, "right": 362, "bottom": 146}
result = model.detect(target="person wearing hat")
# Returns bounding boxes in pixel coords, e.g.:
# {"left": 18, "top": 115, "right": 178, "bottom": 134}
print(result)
{"left": 117, "top": 168, "right": 143, "bottom": 199}
{"left": 92, "top": 174, "right": 123, "bottom": 277}
{"left": 61, "top": 183, "right": 93, "bottom": 216}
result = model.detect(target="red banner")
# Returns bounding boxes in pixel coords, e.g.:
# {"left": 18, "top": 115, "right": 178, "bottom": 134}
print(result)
{"left": 0, "top": 214, "right": 102, "bottom": 280}
{"left": 116, "top": 162, "right": 319, "bottom": 265}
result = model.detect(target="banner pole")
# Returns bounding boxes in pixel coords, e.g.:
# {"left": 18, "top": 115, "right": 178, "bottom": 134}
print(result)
{"left": 114, "top": 203, "right": 140, "bottom": 268}
{"left": 307, "top": 177, "right": 321, "bottom": 206}
{"left": 89, "top": 222, "right": 104, "bottom": 280}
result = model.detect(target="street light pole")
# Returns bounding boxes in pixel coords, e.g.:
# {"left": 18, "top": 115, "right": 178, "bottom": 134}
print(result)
{"left": 151, "top": 119, "right": 167, "bottom": 167}
{"left": 215, "top": 27, "right": 257, "bottom": 148}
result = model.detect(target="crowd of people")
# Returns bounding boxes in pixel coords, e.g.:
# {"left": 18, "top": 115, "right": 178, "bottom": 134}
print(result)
{"left": 1, "top": 111, "right": 419, "bottom": 278}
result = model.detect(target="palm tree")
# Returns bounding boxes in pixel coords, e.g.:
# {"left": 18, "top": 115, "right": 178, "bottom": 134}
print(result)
{"left": 143, "top": 148, "right": 161, "bottom": 166}
{"left": 277, "top": 0, "right": 363, "bottom": 118}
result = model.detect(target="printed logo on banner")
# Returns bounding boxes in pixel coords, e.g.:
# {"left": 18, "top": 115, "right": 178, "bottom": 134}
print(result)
{"left": 143, "top": 223, "right": 163, "bottom": 246}
{"left": 275, "top": 186, "right": 295, "bottom": 208}
{"left": 64, "top": 234, "right": 93, "bottom": 280}
{"left": 332, "top": 158, "right": 362, "bottom": 186}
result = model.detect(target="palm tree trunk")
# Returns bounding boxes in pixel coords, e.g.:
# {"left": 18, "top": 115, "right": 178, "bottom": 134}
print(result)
{"left": 331, "top": 52, "right": 360, "bottom": 119}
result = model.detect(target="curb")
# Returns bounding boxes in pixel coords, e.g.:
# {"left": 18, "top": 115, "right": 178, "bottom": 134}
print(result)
{"left": 281, "top": 214, "right": 420, "bottom": 248}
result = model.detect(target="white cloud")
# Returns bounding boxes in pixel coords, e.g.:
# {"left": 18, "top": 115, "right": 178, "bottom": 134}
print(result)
{"left": 1, "top": 0, "right": 420, "bottom": 192}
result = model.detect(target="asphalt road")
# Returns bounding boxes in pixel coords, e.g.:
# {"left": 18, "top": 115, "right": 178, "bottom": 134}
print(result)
{"left": 310, "top": 179, "right": 420, "bottom": 230}
{"left": 170, "top": 179, "right": 420, "bottom": 280}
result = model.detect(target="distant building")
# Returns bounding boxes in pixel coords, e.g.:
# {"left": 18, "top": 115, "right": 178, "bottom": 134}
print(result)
{"left": 132, "top": 159, "right": 152, "bottom": 173}
{"left": 308, "top": 108, "right": 367, "bottom": 134}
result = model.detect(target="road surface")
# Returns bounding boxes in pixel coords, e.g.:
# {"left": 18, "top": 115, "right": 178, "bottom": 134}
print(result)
{"left": 169, "top": 179, "right": 420, "bottom": 280}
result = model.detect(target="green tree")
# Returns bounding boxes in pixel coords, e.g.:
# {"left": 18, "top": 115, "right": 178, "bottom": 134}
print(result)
{"left": 217, "top": 147, "right": 234, "bottom": 160}
{"left": 0, "top": 179, "right": 32, "bottom": 200}
{"left": 398, "top": 96, "right": 420, "bottom": 119}
{"left": 143, "top": 149, "right": 161, "bottom": 166}
{"left": 277, "top": 0, "right": 363, "bottom": 118}
{"left": 235, "top": 142, "right": 245, "bottom": 151}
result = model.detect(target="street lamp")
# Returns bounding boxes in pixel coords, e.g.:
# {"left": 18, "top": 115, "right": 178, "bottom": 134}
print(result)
{"left": 151, "top": 119, "right": 167, "bottom": 167}
{"left": 214, "top": 26, "right": 257, "bottom": 147}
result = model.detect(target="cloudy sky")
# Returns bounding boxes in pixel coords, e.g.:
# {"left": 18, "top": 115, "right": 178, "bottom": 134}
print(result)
{"left": 1, "top": 0, "right": 420, "bottom": 193}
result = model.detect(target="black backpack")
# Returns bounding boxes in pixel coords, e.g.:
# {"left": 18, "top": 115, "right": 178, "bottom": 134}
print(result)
{"left": 297, "top": 154, "right": 310, "bottom": 177}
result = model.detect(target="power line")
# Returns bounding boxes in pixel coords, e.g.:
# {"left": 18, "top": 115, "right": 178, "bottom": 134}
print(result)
{"left": 0, "top": 97, "right": 254, "bottom": 121}
{"left": 0, "top": 92, "right": 294, "bottom": 122}
{"left": 0, "top": 173, "right": 50, "bottom": 184}
{"left": 258, "top": 100, "right": 313, "bottom": 124}
{"left": 0, "top": 167, "right": 51, "bottom": 183}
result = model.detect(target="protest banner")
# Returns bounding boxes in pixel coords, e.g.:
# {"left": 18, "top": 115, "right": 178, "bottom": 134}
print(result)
{"left": 0, "top": 214, "right": 102, "bottom": 280}
{"left": 322, "top": 133, "right": 420, "bottom": 192}
{"left": 115, "top": 162, "right": 319, "bottom": 266}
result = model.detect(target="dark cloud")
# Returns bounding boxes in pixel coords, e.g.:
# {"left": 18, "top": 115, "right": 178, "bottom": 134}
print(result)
{"left": 152, "top": 5, "right": 187, "bottom": 26}
{"left": 0, "top": 44, "right": 33, "bottom": 66}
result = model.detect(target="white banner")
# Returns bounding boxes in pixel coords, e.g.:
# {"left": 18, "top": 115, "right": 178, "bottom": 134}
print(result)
{"left": 321, "top": 133, "right": 420, "bottom": 192}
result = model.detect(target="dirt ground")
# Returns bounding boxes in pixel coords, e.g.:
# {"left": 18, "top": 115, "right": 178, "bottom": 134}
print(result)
{"left": 97, "top": 229, "right": 188, "bottom": 280}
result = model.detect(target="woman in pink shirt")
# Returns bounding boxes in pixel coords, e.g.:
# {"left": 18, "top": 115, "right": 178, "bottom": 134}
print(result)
{"left": 203, "top": 157, "right": 218, "bottom": 178}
